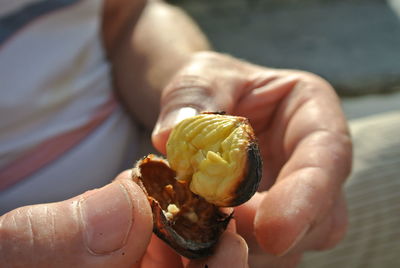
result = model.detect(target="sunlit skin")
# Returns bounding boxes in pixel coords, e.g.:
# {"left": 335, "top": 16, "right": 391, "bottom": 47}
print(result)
{"left": 0, "top": 0, "right": 351, "bottom": 267}
{"left": 152, "top": 52, "right": 352, "bottom": 268}
{"left": 0, "top": 55, "right": 351, "bottom": 268}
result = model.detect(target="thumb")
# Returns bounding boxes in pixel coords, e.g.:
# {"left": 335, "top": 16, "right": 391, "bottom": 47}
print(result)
{"left": 0, "top": 173, "right": 153, "bottom": 267}
{"left": 151, "top": 52, "right": 248, "bottom": 154}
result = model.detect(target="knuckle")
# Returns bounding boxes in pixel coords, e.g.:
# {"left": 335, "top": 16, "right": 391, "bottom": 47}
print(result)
{"left": 161, "top": 76, "right": 215, "bottom": 112}
{"left": 279, "top": 69, "right": 336, "bottom": 95}
{"left": 297, "top": 129, "right": 353, "bottom": 183}
{"left": 324, "top": 130, "right": 353, "bottom": 180}
{"left": 292, "top": 70, "right": 330, "bottom": 86}
{"left": 315, "top": 130, "right": 353, "bottom": 178}
{"left": 164, "top": 73, "right": 213, "bottom": 97}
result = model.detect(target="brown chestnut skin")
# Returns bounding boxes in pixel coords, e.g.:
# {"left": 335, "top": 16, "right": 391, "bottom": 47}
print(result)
{"left": 132, "top": 155, "right": 232, "bottom": 259}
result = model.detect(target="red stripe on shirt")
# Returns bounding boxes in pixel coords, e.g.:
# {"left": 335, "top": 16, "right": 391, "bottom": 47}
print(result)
{"left": 0, "top": 96, "right": 118, "bottom": 191}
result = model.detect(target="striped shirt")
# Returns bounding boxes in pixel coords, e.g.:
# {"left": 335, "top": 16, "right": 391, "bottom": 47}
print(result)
{"left": 0, "top": 0, "right": 138, "bottom": 213}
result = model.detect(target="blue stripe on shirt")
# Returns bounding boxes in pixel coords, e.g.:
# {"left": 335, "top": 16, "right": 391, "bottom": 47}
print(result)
{"left": 0, "top": 0, "right": 81, "bottom": 45}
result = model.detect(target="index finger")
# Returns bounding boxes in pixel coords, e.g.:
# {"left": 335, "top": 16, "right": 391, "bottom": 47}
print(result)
{"left": 254, "top": 71, "right": 352, "bottom": 255}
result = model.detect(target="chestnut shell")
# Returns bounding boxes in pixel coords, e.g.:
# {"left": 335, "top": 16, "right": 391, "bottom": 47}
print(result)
{"left": 132, "top": 155, "right": 232, "bottom": 259}
{"left": 229, "top": 142, "right": 263, "bottom": 206}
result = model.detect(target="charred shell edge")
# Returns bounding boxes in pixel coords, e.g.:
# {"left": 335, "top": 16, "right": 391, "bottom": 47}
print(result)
{"left": 201, "top": 111, "right": 226, "bottom": 115}
{"left": 152, "top": 199, "right": 233, "bottom": 259}
{"left": 229, "top": 142, "right": 263, "bottom": 207}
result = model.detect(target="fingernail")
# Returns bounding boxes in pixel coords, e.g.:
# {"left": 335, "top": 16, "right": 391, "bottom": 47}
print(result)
{"left": 153, "top": 107, "right": 198, "bottom": 136}
{"left": 80, "top": 183, "right": 133, "bottom": 254}
{"left": 278, "top": 224, "right": 310, "bottom": 257}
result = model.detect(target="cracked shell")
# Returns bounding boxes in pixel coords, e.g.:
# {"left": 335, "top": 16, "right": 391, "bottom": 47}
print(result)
{"left": 131, "top": 113, "right": 262, "bottom": 259}
{"left": 132, "top": 155, "right": 232, "bottom": 259}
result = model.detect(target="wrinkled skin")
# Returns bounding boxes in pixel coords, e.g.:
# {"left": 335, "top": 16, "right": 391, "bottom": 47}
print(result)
{"left": 152, "top": 52, "right": 352, "bottom": 268}
{"left": 3, "top": 0, "right": 349, "bottom": 266}
{"left": 0, "top": 54, "right": 351, "bottom": 268}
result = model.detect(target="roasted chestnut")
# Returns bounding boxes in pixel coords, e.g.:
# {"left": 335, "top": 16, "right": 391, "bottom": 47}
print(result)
{"left": 167, "top": 113, "right": 262, "bottom": 207}
{"left": 132, "top": 113, "right": 262, "bottom": 259}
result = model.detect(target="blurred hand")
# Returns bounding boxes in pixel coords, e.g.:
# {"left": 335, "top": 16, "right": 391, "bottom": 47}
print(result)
{"left": 0, "top": 171, "right": 248, "bottom": 268}
{"left": 152, "top": 51, "right": 352, "bottom": 267}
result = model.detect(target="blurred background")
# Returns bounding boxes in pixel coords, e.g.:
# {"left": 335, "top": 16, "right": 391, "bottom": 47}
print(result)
{"left": 167, "top": 0, "right": 400, "bottom": 120}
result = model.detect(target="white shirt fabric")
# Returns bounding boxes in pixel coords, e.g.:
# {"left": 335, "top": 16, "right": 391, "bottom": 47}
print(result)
{"left": 0, "top": 0, "right": 138, "bottom": 213}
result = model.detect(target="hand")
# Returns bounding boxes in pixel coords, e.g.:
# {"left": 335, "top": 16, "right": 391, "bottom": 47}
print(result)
{"left": 0, "top": 171, "right": 248, "bottom": 267}
{"left": 152, "top": 52, "right": 352, "bottom": 267}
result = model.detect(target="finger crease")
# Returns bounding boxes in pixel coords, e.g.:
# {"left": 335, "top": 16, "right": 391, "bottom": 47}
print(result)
{"left": 27, "top": 209, "right": 35, "bottom": 248}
